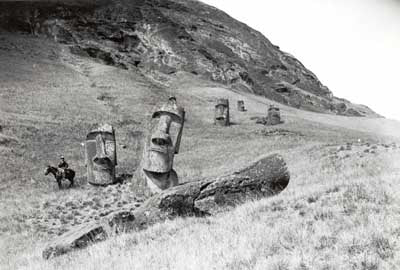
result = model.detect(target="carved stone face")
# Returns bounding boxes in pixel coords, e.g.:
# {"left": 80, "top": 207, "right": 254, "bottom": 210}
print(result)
{"left": 142, "top": 99, "right": 185, "bottom": 192}
{"left": 237, "top": 100, "right": 245, "bottom": 112}
{"left": 215, "top": 98, "right": 230, "bottom": 126}
{"left": 268, "top": 106, "right": 281, "bottom": 125}
{"left": 85, "top": 124, "right": 117, "bottom": 185}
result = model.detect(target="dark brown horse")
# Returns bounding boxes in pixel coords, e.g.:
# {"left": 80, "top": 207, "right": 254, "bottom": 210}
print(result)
{"left": 45, "top": 165, "right": 75, "bottom": 189}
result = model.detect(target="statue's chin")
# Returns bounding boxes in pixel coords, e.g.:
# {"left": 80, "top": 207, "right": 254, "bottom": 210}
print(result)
{"left": 143, "top": 169, "right": 178, "bottom": 192}
{"left": 92, "top": 166, "right": 114, "bottom": 185}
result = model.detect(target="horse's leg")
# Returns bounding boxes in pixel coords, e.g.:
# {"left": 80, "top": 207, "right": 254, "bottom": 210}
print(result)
{"left": 57, "top": 178, "right": 62, "bottom": 189}
{"left": 69, "top": 171, "right": 75, "bottom": 188}
{"left": 69, "top": 177, "right": 74, "bottom": 188}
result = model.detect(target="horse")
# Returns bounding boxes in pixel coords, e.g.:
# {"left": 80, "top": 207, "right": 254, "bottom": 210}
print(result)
{"left": 44, "top": 165, "right": 75, "bottom": 189}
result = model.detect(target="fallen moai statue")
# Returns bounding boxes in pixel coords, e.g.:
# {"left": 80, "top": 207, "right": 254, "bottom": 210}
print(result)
{"left": 42, "top": 153, "right": 290, "bottom": 259}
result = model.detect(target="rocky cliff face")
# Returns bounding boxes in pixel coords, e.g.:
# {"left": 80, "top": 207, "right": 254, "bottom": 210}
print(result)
{"left": 0, "top": 0, "right": 378, "bottom": 117}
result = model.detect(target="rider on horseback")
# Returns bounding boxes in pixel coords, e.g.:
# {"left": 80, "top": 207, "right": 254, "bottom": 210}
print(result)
{"left": 58, "top": 155, "right": 69, "bottom": 178}
{"left": 45, "top": 157, "right": 75, "bottom": 189}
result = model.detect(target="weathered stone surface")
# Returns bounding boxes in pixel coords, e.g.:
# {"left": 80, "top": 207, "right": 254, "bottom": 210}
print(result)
{"left": 237, "top": 100, "right": 246, "bottom": 112}
{"left": 215, "top": 98, "right": 230, "bottom": 126}
{"left": 0, "top": 0, "right": 379, "bottom": 117}
{"left": 267, "top": 105, "right": 282, "bottom": 125}
{"left": 43, "top": 153, "right": 289, "bottom": 259}
{"left": 138, "top": 97, "right": 185, "bottom": 193}
{"left": 84, "top": 124, "right": 117, "bottom": 186}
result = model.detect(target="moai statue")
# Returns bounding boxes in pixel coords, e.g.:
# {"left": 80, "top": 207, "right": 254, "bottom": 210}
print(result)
{"left": 214, "top": 98, "right": 230, "bottom": 126}
{"left": 139, "top": 97, "right": 185, "bottom": 193}
{"left": 84, "top": 124, "right": 117, "bottom": 186}
{"left": 267, "top": 105, "right": 281, "bottom": 125}
{"left": 237, "top": 100, "right": 246, "bottom": 112}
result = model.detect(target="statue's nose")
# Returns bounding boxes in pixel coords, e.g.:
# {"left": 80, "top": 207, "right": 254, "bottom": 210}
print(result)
{"left": 93, "top": 134, "right": 112, "bottom": 165}
{"left": 95, "top": 134, "right": 107, "bottom": 156}
{"left": 151, "top": 130, "right": 171, "bottom": 146}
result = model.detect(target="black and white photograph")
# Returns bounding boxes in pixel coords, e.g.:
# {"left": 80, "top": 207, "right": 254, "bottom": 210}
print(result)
{"left": 1, "top": 0, "right": 400, "bottom": 269}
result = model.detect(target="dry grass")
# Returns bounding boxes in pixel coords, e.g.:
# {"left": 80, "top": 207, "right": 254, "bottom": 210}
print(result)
{"left": 1, "top": 33, "right": 400, "bottom": 269}
{"left": 6, "top": 150, "right": 400, "bottom": 270}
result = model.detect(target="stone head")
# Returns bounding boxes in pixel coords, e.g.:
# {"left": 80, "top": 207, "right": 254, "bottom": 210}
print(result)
{"left": 237, "top": 100, "right": 245, "bottom": 112}
{"left": 215, "top": 98, "right": 230, "bottom": 126}
{"left": 84, "top": 124, "right": 117, "bottom": 185}
{"left": 268, "top": 105, "right": 281, "bottom": 125}
{"left": 142, "top": 98, "right": 185, "bottom": 191}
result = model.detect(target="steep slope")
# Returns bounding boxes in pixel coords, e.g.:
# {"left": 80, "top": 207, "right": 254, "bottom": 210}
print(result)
{"left": 0, "top": 0, "right": 378, "bottom": 117}
{"left": 1, "top": 30, "right": 400, "bottom": 270}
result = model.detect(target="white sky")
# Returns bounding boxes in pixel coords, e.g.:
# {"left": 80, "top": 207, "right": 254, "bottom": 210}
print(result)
{"left": 201, "top": 0, "right": 400, "bottom": 120}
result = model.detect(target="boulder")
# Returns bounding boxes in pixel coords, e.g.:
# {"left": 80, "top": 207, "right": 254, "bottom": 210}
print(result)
{"left": 43, "top": 153, "right": 290, "bottom": 259}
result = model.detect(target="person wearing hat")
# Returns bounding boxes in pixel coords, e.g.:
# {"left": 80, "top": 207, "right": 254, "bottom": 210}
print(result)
{"left": 58, "top": 156, "right": 69, "bottom": 177}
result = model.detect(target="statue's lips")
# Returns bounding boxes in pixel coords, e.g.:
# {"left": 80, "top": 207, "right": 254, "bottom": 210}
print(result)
{"left": 143, "top": 147, "right": 172, "bottom": 173}
{"left": 143, "top": 169, "right": 169, "bottom": 179}
{"left": 93, "top": 164, "right": 112, "bottom": 172}
{"left": 150, "top": 146, "right": 168, "bottom": 154}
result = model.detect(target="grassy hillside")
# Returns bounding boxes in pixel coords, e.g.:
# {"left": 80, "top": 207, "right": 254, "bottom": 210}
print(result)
{"left": 1, "top": 33, "right": 400, "bottom": 269}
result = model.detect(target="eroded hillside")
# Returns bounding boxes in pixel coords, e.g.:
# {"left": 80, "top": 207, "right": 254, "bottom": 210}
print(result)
{"left": 0, "top": 0, "right": 379, "bottom": 117}
{"left": 3, "top": 2, "right": 400, "bottom": 269}
{"left": 1, "top": 23, "right": 400, "bottom": 270}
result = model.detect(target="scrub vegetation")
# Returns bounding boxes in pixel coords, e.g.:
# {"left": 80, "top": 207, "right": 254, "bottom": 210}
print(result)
{"left": 1, "top": 34, "right": 400, "bottom": 270}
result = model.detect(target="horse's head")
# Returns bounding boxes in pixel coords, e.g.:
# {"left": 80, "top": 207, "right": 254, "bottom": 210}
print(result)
{"left": 44, "top": 165, "right": 51, "bottom": 175}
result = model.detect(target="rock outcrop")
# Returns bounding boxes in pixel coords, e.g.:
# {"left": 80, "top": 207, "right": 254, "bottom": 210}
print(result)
{"left": 0, "top": 0, "right": 379, "bottom": 117}
{"left": 42, "top": 153, "right": 290, "bottom": 259}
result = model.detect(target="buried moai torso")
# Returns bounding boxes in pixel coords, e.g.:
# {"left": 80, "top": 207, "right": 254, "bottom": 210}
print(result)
{"left": 267, "top": 105, "right": 281, "bottom": 125}
{"left": 84, "top": 124, "right": 117, "bottom": 186}
{"left": 140, "top": 97, "right": 185, "bottom": 193}
{"left": 237, "top": 100, "right": 246, "bottom": 112}
{"left": 214, "top": 98, "right": 230, "bottom": 126}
